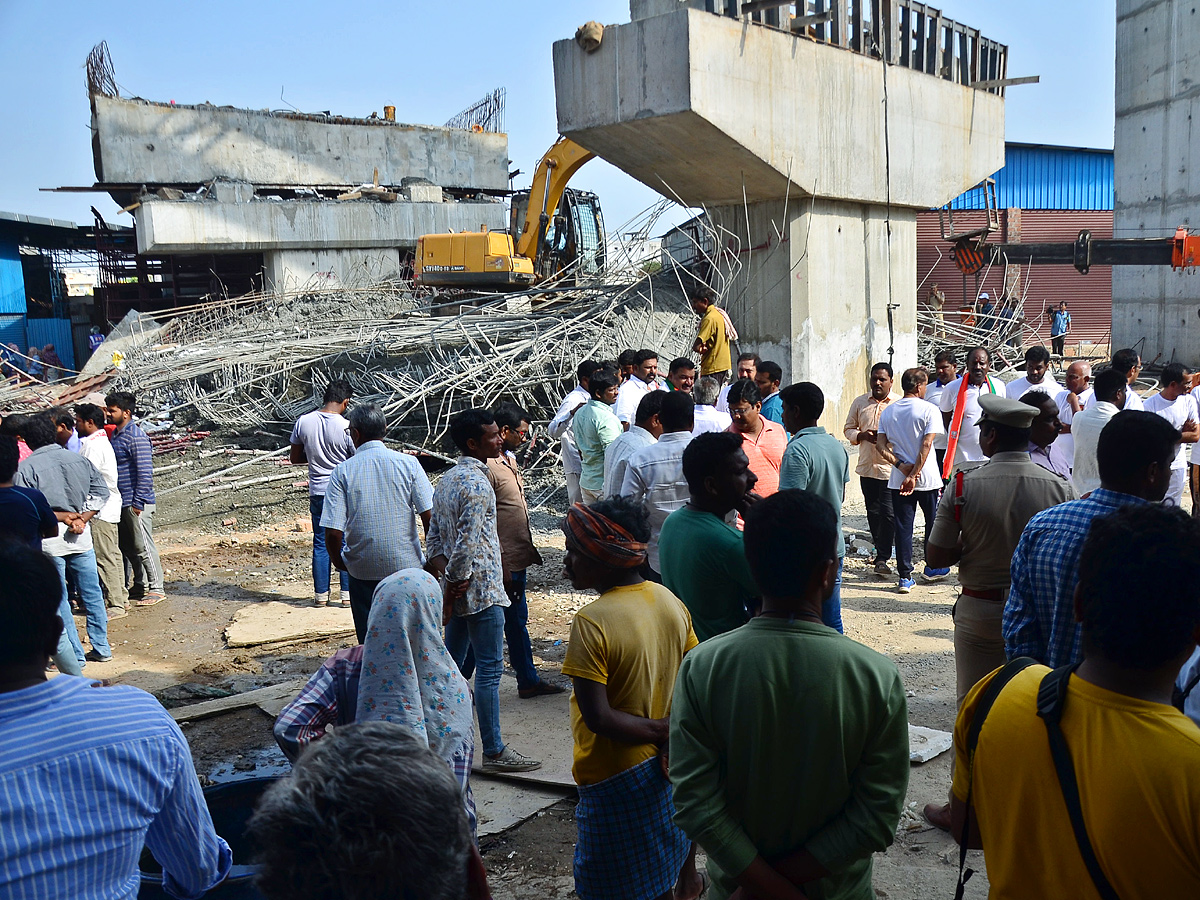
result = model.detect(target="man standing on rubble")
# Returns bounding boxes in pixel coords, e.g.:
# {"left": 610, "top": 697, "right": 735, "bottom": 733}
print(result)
{"left": 690, "top": 285, "right": 733, "bottom": 386}
{"left": 290, "top": 380, "right": 357, "bottom": 608}
{"left": 106, "top": 391, "right": 165, "bottom": 607}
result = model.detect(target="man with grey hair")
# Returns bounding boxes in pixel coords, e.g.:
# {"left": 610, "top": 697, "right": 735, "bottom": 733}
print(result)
{"left": 320, "top": 404, "right": 434, "bottom": 643}
{"left": 691, "top": 375, "right": 731, "bottom": 435}
{"left": 250, "top": 721, "right": 491, "bottom": 900}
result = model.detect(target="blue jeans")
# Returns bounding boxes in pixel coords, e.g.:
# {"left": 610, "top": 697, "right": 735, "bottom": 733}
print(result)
{"left": 462, "top": 569, "right": 540, "bottom": 691}
{"left": 822, "top": 558, "right": 844, "bottom": 633}
{"left": 310, "top": 495, "right": 349, "bottom": 595}
{"left": 53, "top": 550, "right": 111, "bottom": 660}
{"left": 347, "top": 576, "right": 381, "bottom": 645}
{"left": 445, "top": 604, "right": 506, "bottom": 757}
{"left": 891, "top": 488, "right": 941, "bottom": 579}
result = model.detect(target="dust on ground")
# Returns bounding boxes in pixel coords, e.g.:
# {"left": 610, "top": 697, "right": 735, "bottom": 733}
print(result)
{"left": 76, "top": 443, "right": 988, "bottom": 898}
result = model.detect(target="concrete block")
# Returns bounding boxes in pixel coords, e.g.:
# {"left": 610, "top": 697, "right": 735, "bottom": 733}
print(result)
{"left": 402, "top": 183, "right": 443, "bottom": 203}
{"left": 92, "top": 95, "right": 509, "bottom": 191}
{"left": 211, "top": 180, "right": 256, "bottom": 203}
{"left": 264, "top": 248, "right": 403, "bottom": 294}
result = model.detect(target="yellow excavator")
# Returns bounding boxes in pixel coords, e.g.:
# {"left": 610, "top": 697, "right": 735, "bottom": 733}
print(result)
{"left": 415, "top": 137, "right": 605, "bottom": 288}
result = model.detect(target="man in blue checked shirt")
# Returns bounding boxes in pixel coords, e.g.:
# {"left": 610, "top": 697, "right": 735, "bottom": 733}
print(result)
{"left": 0, "top": 540, "right": 231, "bottom": 899}
{"left": 106, "top": 391, "right": 165, "bottom": 606}
{"left": 1005, "top": 410, "right": 1179, "bottom": 668}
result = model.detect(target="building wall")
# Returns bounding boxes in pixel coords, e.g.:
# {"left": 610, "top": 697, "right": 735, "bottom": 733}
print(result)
{"left": 1112, "top": 0, "right": 1200, "bottom": 366}
{"left": 0, "top": 239, "right": 24, "bottom": 315}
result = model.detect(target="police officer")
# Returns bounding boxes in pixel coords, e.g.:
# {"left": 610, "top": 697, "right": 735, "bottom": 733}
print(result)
{"left": 922, "top": 393, "right": 1076, "bottom": 830}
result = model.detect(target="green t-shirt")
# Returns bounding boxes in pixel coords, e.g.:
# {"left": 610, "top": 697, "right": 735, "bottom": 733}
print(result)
{"left": 670, "top": 618, "right": 910, "bottom": 899}
{"left": 658, "top": 506, "right": 756, "bottom": 642}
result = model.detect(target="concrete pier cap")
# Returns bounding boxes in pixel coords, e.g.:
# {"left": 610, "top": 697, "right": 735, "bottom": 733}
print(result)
{"left": 554, "top": 2, "right": 1006, "bottom": 426}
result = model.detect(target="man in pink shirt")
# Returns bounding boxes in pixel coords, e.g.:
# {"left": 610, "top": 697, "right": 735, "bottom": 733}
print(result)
{"left": 726, "top": 378, "right": 787, "bottom": 497}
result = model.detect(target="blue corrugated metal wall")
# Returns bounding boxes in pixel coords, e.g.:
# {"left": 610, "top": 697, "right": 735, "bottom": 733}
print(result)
{"left": 950, "top": 143, "right": 1113, "bottom": 211}
{"left": 25, "top": 318, "right": 75, "bottom": 369}
{"left": 0, "top": 239, "right": 25, "bottom": 315}
{"left": 0, "top": 314, "right": 25, "bottom": 350}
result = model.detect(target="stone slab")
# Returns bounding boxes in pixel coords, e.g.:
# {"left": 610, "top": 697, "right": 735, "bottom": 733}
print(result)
{"left": 472, "top": 675, "right": 575, "bottom": 788}
{"left": 224, "top": 601, "right": 355, "bottom": 648}
{"left": 909, "top": 724, "right": 954, "bottom": 764}
{"left": 170, "top": 679, "right": 307, "bottom": 723}
{"left": 473, "top": 776, "right": 572, "bottom": 837}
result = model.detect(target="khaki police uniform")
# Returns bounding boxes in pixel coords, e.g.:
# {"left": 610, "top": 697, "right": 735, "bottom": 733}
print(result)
{"left": 928, "top": 395, "right": 1077, "bottom": 707}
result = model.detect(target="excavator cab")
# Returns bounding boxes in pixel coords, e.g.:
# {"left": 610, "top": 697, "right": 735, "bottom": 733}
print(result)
{"left": 509, "top": 187, "right": 606, "bottom": 285}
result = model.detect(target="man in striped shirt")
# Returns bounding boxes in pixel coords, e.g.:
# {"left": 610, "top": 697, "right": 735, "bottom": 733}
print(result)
{"left": 0, "top": 540, "right": 231, "bottom": 899}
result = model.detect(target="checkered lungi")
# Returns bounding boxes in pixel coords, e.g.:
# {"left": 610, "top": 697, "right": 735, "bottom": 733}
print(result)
{"left": 574, "top": 756, "right": 690, "bottom": 900}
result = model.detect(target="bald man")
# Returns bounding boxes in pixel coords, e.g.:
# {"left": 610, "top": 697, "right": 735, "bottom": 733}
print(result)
{"left": 1054, "top": 361, "right": 1092, "bottom": 471}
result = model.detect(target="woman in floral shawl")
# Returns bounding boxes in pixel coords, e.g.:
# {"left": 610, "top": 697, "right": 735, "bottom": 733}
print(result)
{"left": 356, "top": 568, "right": 477, "bottom": 834}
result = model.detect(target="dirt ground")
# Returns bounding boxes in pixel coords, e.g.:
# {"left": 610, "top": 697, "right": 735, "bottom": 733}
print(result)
{"left": 73, "top": 442, "right": 990, "bottom": 898}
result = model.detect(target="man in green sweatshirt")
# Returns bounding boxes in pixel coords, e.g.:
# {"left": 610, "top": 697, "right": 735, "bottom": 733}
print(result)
{"left": 669, "top": 489, "right": 910, "bottom": 900}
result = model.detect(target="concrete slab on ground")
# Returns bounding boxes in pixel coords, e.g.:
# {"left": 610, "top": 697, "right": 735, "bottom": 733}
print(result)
{"left": 224, "top": 601, "right": 354, "bottom": 647}
{"left": 908, "top": 725, "right": 953, "bottom": 764}
{"left": 473, "top": 675, "right": 575, "bottom": 788}
{"left": 474, "top": 775, "right": 572, "bottom": 838}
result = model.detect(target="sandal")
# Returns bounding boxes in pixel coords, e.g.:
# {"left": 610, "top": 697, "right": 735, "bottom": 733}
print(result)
{"left": 136, "top": 591, "right": 166, "bottom": 607}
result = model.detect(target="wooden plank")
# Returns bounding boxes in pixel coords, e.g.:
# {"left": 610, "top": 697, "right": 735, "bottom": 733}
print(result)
{"left": 170, "top": 679, "right": 307, "bottom": 723}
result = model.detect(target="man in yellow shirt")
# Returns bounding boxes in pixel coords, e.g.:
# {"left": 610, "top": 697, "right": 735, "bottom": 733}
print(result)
{"left": 690, "top": 286, "right": 731, "bottom": 385}
{"left": 560, "top": 498, "right": 705, "bottom": 900}
{"left": 950, "top": 503, "right": 1200, "bottom": 898}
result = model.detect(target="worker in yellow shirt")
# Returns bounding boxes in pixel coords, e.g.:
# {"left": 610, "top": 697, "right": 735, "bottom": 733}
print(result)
{"left": 689, "top": 286, "right": 733, "bottom": 386}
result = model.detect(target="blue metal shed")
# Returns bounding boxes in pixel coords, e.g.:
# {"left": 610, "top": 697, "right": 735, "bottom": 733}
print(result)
{"left": 949, "top": 142, "right": 1114, "bottom": 212}
{"left": 0, "top": 239, "right": 25, "bottom": 315}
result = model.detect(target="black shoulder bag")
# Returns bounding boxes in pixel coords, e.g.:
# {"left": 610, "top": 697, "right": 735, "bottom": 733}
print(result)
{"left": 954, "top": 657, "right": 1036, "bottom": 900}
{"left": 1036, "top": 664, "right": 1122, "bottom": 900}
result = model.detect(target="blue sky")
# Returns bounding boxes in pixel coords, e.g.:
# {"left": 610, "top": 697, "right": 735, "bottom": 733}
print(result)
{"left": 0, "top": 0, "right": 1115, "bottom": 234}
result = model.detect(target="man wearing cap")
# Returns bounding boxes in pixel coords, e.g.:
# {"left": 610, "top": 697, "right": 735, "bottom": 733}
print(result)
{"left": 923, "top": 394, "right": 1075, "bottom": 830}
{"left": 559, "top": 497, "right": 704, "bottom": 900}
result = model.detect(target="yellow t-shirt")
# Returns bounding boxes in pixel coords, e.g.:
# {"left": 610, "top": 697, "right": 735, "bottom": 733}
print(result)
{"left": 952, "top": 665, "right": 1200, "bottom": 899}
{"left": 562, "top": 581, "right": 699, "bottom": 785}
{"left": 697, "top": 306, "right": 731, "bottom": 376}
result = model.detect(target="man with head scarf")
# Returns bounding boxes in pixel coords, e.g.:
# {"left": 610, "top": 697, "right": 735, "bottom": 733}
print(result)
{"left": 560, "top": 497, "right": 706, "bottom": 900}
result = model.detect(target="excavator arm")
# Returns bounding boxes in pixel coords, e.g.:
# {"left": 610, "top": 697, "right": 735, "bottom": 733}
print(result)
{"left": 513, "top": 137, "right": 595, "bottom": 263}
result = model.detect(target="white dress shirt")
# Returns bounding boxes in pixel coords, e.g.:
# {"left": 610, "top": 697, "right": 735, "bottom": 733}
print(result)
{"left": 619, "top": 431, "right": 694, "bottom": 572}
{"left": 692, "top": 405, "right": 732, "bottom": 436}
{"left": 77, "top": 430, "right": 122, "bottom": 524}
{"left": 602, "top": 425, "right": 657, "bottom": 499}
{"left": 614, "top": 376, "right": 659, "bottom": 425}
{"left": 548, "top": 384, "right": 590, "bottom": 476}
{"left": 1070, "top": 401, "right": 1120, "bottom": 495}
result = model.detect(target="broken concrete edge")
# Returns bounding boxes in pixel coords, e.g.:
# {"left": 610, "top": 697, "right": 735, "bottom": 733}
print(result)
{"left": 169, "top": 678, "right": 307, "bottom": 723}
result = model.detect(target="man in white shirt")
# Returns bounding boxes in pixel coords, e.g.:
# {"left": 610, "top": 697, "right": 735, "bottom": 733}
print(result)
{"left": 603, "top": 391, "right": 662, "bottom": 498}
{"left": 1055, "top": 361, "right": 1093, "bottom": 467}
{"left": 1144, "top": 362, "right": 1199, "bottom": 506}
{"left": 73, "top": 404, "right": 126, "bottom": 618}
{"left": 939, "top": 346, "right": 1005, "bottom": 476}
{"left": 691, "top": 376, "right": 731, "bottom": 435}
{"left": 716, "top": 353, "right": 759, "bottom": 412}
{"left": 290, "top": 381, "right": 357, "bottom": 607}
{"left": 548, "top": 360, "right": 602, "bottom": 507}
{"left": 613, "top": 349, "right": 660, "bottom": 429}
{"left": 1071, "top": 369, "right": 1127, "bottom": 495}
{"left": 925, "top": 351, "right": 958, "bottom": 476}
{"left": 619, "top": 392, "right": 695, "bottom": 580}
{"left": 1086, "top": 348, "right": 1146, "bottom": 411}
{"left": 878, "top": 368, "right": 946, "bottom": 593}
{"left": 1005, "top": 345, "right": 1063, "bottom": 402}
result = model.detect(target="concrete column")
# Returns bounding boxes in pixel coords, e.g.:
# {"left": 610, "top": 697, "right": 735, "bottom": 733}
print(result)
{"left": 1112, "top": 0, "right": 1200, "bottom": 364}
{"left": 709, "top": 199, "right": 916, "bottom": 429}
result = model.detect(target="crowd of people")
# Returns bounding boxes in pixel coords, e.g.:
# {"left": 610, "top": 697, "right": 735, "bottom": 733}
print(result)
{"left": 3, "top": 289, "right": 1200, "bottom": 899}
{"left": 1, "top": 342, "right": 67, "bottom": 383}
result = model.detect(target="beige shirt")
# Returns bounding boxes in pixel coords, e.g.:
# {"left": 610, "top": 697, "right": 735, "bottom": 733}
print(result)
{"left": 929, "top": 451, "right": 1076, "bottom": 590}
{"left": 844, "top": 392, "right": 900, "bottom": 480}
{"left": 486, "top": 452, "right": 543, "bottom": 573}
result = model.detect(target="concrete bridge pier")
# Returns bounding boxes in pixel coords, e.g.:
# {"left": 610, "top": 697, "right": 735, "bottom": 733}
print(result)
{"left": 554, "top": 1, "right": 1006, "bottom": 425}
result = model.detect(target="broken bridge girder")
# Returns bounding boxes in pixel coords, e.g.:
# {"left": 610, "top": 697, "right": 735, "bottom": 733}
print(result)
{"left": 952, "top": 226, "right": 1200, "bottom": 276}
